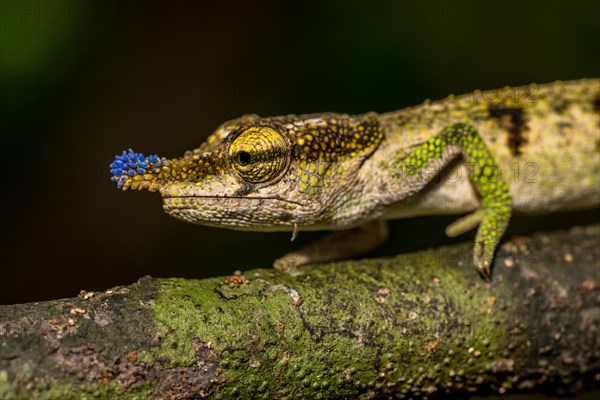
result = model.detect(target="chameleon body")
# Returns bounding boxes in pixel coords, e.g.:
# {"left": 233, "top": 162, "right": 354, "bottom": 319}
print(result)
{"left": 110, "top": 79, "right": 599, "bottom": 278}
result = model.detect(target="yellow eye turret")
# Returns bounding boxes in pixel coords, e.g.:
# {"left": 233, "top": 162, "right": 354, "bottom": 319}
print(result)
{"left": 229, "top": 126, "right": 289, "bottom": 184}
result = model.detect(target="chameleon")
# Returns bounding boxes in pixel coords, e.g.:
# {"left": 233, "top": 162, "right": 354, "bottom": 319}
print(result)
{"left": 109, "top": 78, "right": 599, "bottom": 279}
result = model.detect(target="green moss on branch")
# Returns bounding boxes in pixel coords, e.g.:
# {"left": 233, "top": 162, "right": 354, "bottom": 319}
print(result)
{"left": 1, "top": 225, "right": 599, "bottom": 399}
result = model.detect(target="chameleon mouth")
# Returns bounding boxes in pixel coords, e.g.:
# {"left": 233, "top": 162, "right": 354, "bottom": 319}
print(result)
{"left": 162, "top": 195, "right": 305, "bottom": 230}
{"left": 162, "top": 195, "right": 305, "bottom": 207}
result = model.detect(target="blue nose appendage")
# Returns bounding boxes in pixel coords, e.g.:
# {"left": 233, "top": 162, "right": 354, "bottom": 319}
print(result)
{"left": 109, "top": 149, "right": 166, "bottom": 191}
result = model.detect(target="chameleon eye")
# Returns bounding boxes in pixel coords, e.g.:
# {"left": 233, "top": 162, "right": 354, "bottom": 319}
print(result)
{"left": 230, "top": 126, "right": 289, "bottom": 184}
{"left": 236, "top": 151, "right": 253, "bottom": 166}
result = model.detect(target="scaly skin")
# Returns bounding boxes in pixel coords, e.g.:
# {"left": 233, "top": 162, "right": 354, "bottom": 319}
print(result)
{"left": 109, "top": 78, "right": 599, "bottom": 278}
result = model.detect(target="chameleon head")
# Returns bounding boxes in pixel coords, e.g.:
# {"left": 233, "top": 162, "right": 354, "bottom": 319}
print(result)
{"left": 109, "top": 113, "right": 384, "bottom": 231}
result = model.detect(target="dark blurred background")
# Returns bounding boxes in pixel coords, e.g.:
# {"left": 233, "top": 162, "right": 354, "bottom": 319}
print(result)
{"left": 1, "top": 0, "right": 598, "bottom": 304}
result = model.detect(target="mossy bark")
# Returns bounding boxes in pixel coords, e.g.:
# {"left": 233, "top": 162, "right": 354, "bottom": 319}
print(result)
{"left": 1, "top": 225, "right": 599, "bottom": 399}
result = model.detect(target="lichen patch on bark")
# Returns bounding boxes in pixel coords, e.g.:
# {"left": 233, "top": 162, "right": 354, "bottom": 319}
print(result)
{"left": 151, "top": 337, "right": 225, "bottom": 399}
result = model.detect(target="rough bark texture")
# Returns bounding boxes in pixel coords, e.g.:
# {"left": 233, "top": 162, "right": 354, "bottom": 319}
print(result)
{"left": 1, "top": 225, "right": 599, "bottom": 399}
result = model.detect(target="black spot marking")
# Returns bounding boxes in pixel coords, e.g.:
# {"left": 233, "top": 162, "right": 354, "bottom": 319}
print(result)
{"left": 550, "top": 98, "right": 570, "bottom": 114}
{"left": 279, "top": 213, "right": 292, "bottom": 222}
{"left": 555, "top": 120, "right": 573, "bottom": 139}
{"left": 488, "top": 105, "right": 529, "bottom": 156}
{"left": 233, "top": 182, "right": 254, "bottom": 197}
{"left": 593, "top": 94, "right": 600, "bottom": 113}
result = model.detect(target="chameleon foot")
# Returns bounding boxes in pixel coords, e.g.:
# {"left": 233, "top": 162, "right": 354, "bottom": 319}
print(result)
{"left": 446, "top": 204, "right": 511, "bottom": 279}
{"left": 274, "top": 220, "right": 388, "bottom": 273}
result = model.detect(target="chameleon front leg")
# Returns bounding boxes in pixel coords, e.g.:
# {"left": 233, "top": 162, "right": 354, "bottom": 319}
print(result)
{"left": 397, "top": 123, "right": 512, "bottom": 279}
{"left": 273, "top": 220, "right": 388, "bottom": 274}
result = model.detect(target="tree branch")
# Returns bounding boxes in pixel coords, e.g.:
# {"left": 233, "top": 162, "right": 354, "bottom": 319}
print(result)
{"left": 1, "top": 225, "right": 599, "bottom": 399}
